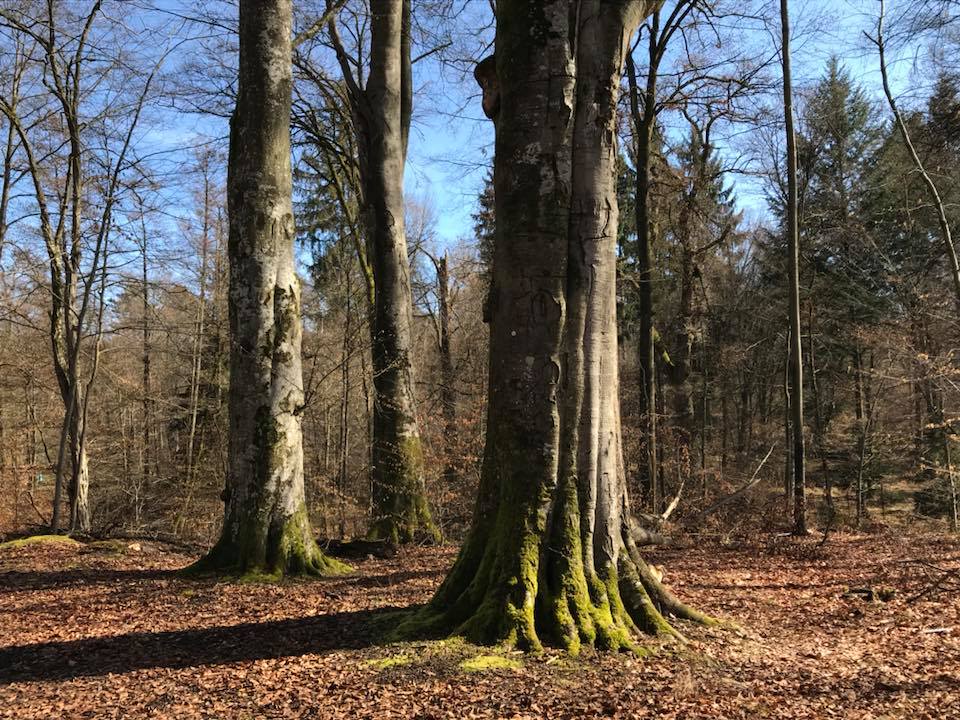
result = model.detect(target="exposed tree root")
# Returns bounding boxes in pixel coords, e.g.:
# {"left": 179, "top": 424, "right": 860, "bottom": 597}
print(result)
{"left": 187, "top": 506, "right": 351, "bottom": 579}
{"left": 394, "top": 509, "right": 716, "bottom": 654}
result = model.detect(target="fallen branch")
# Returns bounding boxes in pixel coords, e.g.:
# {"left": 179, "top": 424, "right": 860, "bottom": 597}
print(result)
{"left": 319, "top": 537, "right": 398, "bottom": 559}
{"left": 684, "top": 444, "right": 776, "bottom": 526}
{"left": 908, "top": 565, "right": 960, "bottom": 604}
{"left": 627, "top": 515, "right": 687, "bottom": 547}
{"left": 660, "top": 476, "right": 685, "bottom": 522}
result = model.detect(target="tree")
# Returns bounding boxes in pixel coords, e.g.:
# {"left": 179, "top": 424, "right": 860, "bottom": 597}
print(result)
{"left": 325, "top": 1, "right": 439, "bottom": 544}
{"left": 402, "top": 0, "right": 713, "bottom": 652}
{"left": 779, "top": 0, "right": 807, "bottom": 535}
{"left": 869, "top": 0, "right": 960, "bottom": 312}
{"left": 0, "top": 1, "right": 158, "bottom": 534}
{"left": 192, "top": 0, "right": 346, "bottom": 577}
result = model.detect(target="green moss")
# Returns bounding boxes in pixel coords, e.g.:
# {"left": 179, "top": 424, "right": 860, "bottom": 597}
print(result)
{"left": 275, "top": 504, "right": 352, "bottom": 577}
{"left": 186, "top": 504, "right": 350, "bottom": 579}
{"left": 369, "top": 433, "right": 441, "bottom": 545}
{"left": 363, "top": 655, "right": 413, "bottom": 670}
{"left": 0, "top": 535, "right": 80, "bottom": 550}
{"left": 87, "top": 539, "right": 129, "bottom": 554}
{"left": 459, "top": 654, "right": 523, "bottom": 672}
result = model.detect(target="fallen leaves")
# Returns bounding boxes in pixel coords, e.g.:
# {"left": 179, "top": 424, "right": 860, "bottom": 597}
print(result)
{"left": 0, "top": 531, "right": 958, "bottom": 718}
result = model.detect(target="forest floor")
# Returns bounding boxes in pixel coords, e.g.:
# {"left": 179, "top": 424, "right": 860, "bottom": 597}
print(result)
{"left": 1, "top": 529, "right": 959, "bottom": 719}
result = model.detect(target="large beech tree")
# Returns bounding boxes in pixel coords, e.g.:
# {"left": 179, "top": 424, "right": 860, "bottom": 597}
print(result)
{"left": 326, "top": 0, "right": 438, "bottom": 544}
{"left": 193, "top": 0, "right": 346, "bottom": 576}
{"left": 405, "top": 0, "right": 713, "bottom": 651}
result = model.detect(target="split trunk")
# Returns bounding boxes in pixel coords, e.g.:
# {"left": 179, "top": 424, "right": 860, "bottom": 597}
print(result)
{"left": 405, "top": 0, "right": 712, "bottom": 652}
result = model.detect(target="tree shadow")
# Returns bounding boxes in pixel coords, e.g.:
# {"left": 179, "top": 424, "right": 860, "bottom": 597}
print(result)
{"left": 0, "top": 568, "right": 178, "bottom": 592}
{"left": 340, "top": 568, "right": 443, "bottom": 590}
{"left": 0, "top": 605, "right": 410, "bottom": 685}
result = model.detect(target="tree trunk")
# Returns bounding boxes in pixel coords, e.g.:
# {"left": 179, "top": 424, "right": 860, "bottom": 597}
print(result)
{"left": 669, "top": 246, "right": 696, "bottom": 462}
{"left": 176, "top": 170, "right": 211, "bottom": 535}
{"left": 68, "top": 398, "right": 91, "bottom": 534}
{"left": 946, "top": 435, "right": 958, "bottom": 533}
{"left": 436, "top": 253, "right": 457, "bottom": 486}
{"left": 335, "top": 1, "right": 437, "bottom": 544}
{"left": 140, "top": 218, "right": 153, "bottom": 516}
{"left": 625, "top": 37, "right": 659, "bottom": 512}
{"left": 781, "top": 0, "right": 807, "bottom": 535}
{"left": 192, "top": 0, "right": 346, "bottom": 577}
{"left": 808, "top": 303, "right": 830, "bottom": 507}
{"left": 401, "top": 0, "right": 712, "bottom": 653}
{"left": 783, "top": 344, "right": 793, "bottom": 519}
{"left": 854, "top": 345, "right": 866, "bottom": 527}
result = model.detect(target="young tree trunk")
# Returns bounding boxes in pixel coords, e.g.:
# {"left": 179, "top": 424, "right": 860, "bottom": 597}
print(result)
{"left": 807, "top": 303, "right": 832, "bottom": 512}
{"left": 193, "top": 0, "right": 346, "bottom": 577}
{"left": 783, "top": 345, "right": 793, "bottom": 519}
{"left": 668, "top": 246, "right": 696, "bottom": 463}
{"left": 140, "top": 218, "right": 153, "bottom": 513}
{"left": 781, "top": 0, "right": 807, "bottom": 535}
{"left": 434, "top": 252, "right": 458, "bottom": 487}
{"left": 176, "top": 169, "right": 211, "bottom": 534}
{"left": 402, "top": 0, "right": 713, "bottom": 653}
{"left": 946, "top": 436, "right": 958, "bottom": 533}
{"left": 853, "top": 345, "right": 866, "bottom": 527}
{"left": 625, "top": 40, "right": 659, "bottom": 512}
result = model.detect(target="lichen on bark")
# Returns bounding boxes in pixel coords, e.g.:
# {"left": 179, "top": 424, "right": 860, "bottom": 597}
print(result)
{"left": 191, "top": 0, "right": 344, "bottom": 579}
{"left": 395, "top": 0, "right": 714, "bottom": 652}
{"left": 357, "top": 1, "right": 439, "bottom": 546}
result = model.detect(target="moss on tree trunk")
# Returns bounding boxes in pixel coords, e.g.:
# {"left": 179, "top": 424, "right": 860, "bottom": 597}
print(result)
{"left": 397, "top": 0, "right": 714, "bottom": 651}
{"left": 360, "top": 0, "right": 439, "bottom": 546}
{"left": 369, "top": 433, "right": 440, "bottom": 545}
{"left": 191, "top": 0, "right": 344, "bottom": 578}
{"left": 191, "top": 503, "right": 349, "bottom": 578}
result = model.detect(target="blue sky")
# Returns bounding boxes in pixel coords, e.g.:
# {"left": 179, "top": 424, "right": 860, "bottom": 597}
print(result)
{"left": 401, "top": 0, "right": 941, "bottom": 245}
{"left": 6, "top": 0, "right": 939, "bottom": 275}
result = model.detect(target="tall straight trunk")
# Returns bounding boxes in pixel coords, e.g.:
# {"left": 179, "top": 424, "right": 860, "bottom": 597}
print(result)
{"left": 720, "top": 381, "right": 728, "bottom": 479}
{"left": 141, "top": 222, "right": 152, "bottom": 505}
{"left": 331, "top": 1, "right": 437, "bottom": 544}
{"left": 193, "top": 0, "right": 346, "bottom": 577}
{"left": 177, "top": 174, "right": 211, "bottom": 533}
{"left": 700, "top": 341, "right": 708, "bottom": 496}
{"left": 783, "top": 340, "right": 793, "bottom": 519}
{"left": 807, "top": 303, "right": 829, "bottom": 506}
{"left": 337, "top": 262, "right": 353, "bottom": 538}
{"left": 365, "top": 1, "right": 436, "bottom": 543}
{"left": 625, "top": 33, "right": 659, "bottom": 512}
{"left": 670, "top": 246, "right": 696, "bottom": 456}
{"left": 854, "top": 345, "right": 866, "bottom": 527}
{"left": 436, "top": 253, "right": 457, "bottom": 485}
{"left": 946, "top": 435, "right": 958, "bottom": 532}
{"left": 781, "top": 0, "right": 807, "bottom": 535}
{"left": 402, "top": 0, "right": 712, "bottom": 653}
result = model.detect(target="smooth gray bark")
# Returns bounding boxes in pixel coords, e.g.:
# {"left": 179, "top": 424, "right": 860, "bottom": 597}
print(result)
{"left": 403, "top": 0, "right": 712, "bottom": 653}
{"left": 329, "top": 1, "right": 437, "bottom": 543}
{"left": 195, "top": 0, "right": 344, "bottom": 576}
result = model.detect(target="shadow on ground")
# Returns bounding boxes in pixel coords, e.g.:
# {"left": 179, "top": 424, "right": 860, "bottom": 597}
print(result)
{"left": 0, "top": 605, "right": 409, "bottom": 684}
{"left": 0, "top": 568, "right": 177, "bottom": 592}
